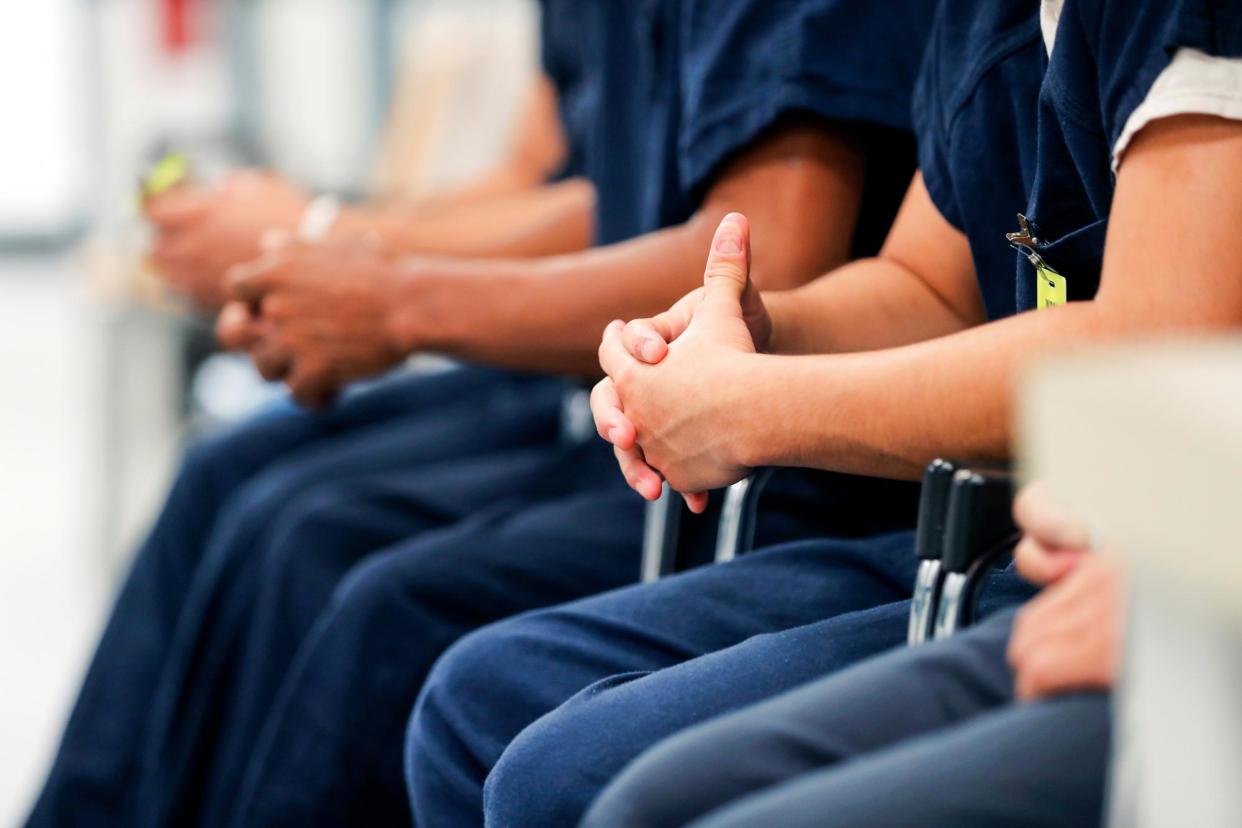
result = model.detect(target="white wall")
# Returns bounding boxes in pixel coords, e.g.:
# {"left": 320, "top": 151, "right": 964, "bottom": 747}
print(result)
{"left": 0, "top": 2, "right": 89, "bottom": 236}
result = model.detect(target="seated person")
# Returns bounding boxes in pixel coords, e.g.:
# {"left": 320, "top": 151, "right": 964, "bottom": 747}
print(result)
{"left": 28, "top": 0, "right": 934, "bottom": 826}
{"left": 146, "top": 72, "right": 594, "bottom": 313}
{"left": 28, "top": 50, "right": 591, "bottom": 828}
{"left": 582, "top": 482, "right": 1119, "bottom": 827}
{"left": 403, "top": 0, "right": 1242, "bottom": 824}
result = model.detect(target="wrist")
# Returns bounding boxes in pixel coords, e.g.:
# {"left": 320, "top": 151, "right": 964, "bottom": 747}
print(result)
{"left": 385, "top": 262, "right": 431, "bottom": 355}
{"left": 761, "top": 290, "right": 802, "bottom": 355}
{"left": 328, "top": 204, "right": 389, "bottom": 247}
{"left": 727, "top": 354, "right": 790, "bottom": 470}
{"left": 384, "top": 259, "right": 473, "bottom": 356}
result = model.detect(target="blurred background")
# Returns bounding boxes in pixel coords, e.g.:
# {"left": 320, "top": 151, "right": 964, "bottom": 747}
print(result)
{"left": 0, "top": 1, "right": 536, "bottom": 822}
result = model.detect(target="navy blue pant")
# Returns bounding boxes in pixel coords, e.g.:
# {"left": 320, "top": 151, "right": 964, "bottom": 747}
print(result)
{"left": 214, "top": 471, "right": 918, "bottom": 827}
{"left": 25, "top": 366, "right": 560, "bottom": 828}
{"left": 133, "top": 376, "right": 571, "bottom": 828}
{"left": 582, "top": 610, "right": 1110, "bottom": 828}
{"left": 406, "top": 531, "right": 1034, "bottom": 827}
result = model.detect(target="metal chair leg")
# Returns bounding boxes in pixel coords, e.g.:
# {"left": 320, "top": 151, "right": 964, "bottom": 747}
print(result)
{"left": 641, "top": 484, "right": 682, "bottom": 583}
{"left": 714, "top": 469, "right": 774, "bottom": 564}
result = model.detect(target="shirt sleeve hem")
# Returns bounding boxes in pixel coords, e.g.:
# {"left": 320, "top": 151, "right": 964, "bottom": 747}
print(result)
{"left": 1113, "top": 51, "right": 1242, "bottom": 170}
{"left": 679, "top": 81, "right": 914, "bottom": 200}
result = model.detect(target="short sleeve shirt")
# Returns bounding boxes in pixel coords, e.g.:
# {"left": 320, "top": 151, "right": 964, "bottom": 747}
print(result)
{"left": 543, "top": 0, "right": 938, "bottom": 249}
{"left": 1019, "top": 0, "right": 1242, "bottom": 310}
{"left": 911, "top": 0, "right": 1046, "bottom": 320}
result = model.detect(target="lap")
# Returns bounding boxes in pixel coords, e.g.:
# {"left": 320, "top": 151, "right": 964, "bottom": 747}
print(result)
{"left": 463, "top": 536, "right": 921, "bottom": 824}
{"left": 693, "top": 692, "right": 1111, "bottom": 828}
{"left": 582, "top": 610, "right": 1018, "bottom": 828}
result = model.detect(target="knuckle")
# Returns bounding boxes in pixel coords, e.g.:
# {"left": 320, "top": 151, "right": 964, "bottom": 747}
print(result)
{"left": 260, "top": 294, "right": 287, "bottom": 319}
{"left": 704, "top": 262, "right": 747, "bottom": 285}
{"left": 623, "top": 319, "right": 649, "bottom": 342}
{"left": 257, "top": 362, "right": 283, "bottom": 382}
{"left": 1024, "top": 653, "right": 1054, "bottom": 686}
{"left": 613, "top": 358, "right": 637, "bottom": 386}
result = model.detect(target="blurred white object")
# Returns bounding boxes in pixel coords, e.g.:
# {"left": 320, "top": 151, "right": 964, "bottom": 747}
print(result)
{"left": 1021, "top": 339, "right": 1242, "bottom": 828}
{"left": 0, "top": 1, "right": 89, "bottom": 237}
{"left": 374, "top": 0, "right": 538, "bottom": 198}
{"left": 253, "top": 0, "right": 374, "bottom": 192}
{"left": 192, "top": 353, "right": 287, "bottom": 426}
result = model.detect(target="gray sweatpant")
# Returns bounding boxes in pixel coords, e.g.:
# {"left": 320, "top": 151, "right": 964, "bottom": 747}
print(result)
{"left": 583, "top": 609, "right": 1111, "bottom": 828}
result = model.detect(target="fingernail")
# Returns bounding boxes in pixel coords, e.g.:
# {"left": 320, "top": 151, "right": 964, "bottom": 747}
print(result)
{"left": 714, "top": 214, "right": 744, "bottom": 256}
{"left": 639, "top": 338, "right": 661, "bottom": 362}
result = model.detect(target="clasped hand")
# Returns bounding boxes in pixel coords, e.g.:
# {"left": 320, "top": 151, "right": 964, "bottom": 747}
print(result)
{"left": 216, "top": 239, "right": 414, "bottom": 409}
{"left": 1007, "top": 482, "right": 1124, "bottom": 701}
{"left": 591, "top": 213, "right": 772, "bottom": 513}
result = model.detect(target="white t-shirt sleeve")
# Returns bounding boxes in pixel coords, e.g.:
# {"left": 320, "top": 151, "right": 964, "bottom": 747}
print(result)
{"left": 1114, "top": 48, "right": 1242, "bottom": 170}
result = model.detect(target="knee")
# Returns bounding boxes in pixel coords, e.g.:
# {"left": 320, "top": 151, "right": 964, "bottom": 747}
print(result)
{"left": 174, "top": 404, "right": 300, "bottom": 497}
{"left": 484, "top": 669, "right": 669, "bottom": 827}
{"left": 405, "top": 620, "right": 549, "bottom": 794}
{"left": 408, "top": 625, "right": 516, "bottom": 754}
{"left": 579, "top": 721, "right": 765, "bottom": 828}
{"left": 483, "top": 702, "right": 604, "bottom": 828}
{"left": 579, "top": 755, "right": 685, "bottom": 828}
{"left": 172, "top": 431, "right": 248, "bottom": 504}
{"left": 257, "top": 486, "right": 360, "bottom": 575}
{"left": 330, "top": 552, "right": 407, "bottom": 618}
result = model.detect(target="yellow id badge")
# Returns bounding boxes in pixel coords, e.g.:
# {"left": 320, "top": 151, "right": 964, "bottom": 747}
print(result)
{"left": 140, "top": 153, "right": 190, "bottom": 204}
{"left": 1035, "top": 264, "right": 1067, "bottom": 309}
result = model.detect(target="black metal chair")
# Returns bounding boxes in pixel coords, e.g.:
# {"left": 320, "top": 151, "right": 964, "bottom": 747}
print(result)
{"left": 640, "top": 471, "right": 776, "bottom": 583}
{"left": 926, "top": 463, "right": 1018, "bottom": 640}
{"left": 640, "top": 458, "right": 1019, "bottom": 648}
{"left": 907, "top": 459, "right": 960, "bottom": 644}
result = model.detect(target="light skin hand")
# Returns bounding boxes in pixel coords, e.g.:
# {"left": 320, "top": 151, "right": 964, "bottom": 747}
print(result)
{"left": 593, "top": 117, "right": 1242, "bottom": 496}
{"left": 147, "top": 171, "right": 310, "bottom": 312}
{"left": 592, "top": 213, "right": 763, "bottom": 512}
{"left": 1012, "top": 480, "right": 1092, "bottom": 588}
{"left": 1007, "top": 480, "right": 1123, "bottom": 701}
{"left": 218, "top": 240, "right": 415, "bottom": 408}
{"left": 1007, "top": 554, "right": 1123, "bottom": 701}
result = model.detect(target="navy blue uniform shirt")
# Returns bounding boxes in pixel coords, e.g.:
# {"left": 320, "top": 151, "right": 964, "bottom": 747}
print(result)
{"left": 916, "top": 0, "right": 1242, "bottom": 318}
{"left": 912, "top": 0, "right": 1045, "bottom": 321}
{"left": 542, "top": 0, "right": 938, "bottom": 248}
{"left": 1021, "top": 0, "right": 1242, "bottom": 308}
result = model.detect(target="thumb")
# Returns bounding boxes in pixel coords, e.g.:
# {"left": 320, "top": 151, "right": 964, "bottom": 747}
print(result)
{"left": 699, "top": 213, "right": 752, "bottom": 315}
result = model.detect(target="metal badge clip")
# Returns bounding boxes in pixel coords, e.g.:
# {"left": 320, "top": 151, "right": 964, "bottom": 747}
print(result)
{"left": 1006, "top": 213, "right": 1048, "bottom": 269}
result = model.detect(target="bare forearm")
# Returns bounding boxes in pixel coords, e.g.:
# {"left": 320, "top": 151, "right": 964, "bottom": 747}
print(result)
{"left": 763, "top": 174, "right": 986, "bottom": 356}
{"left": 392, "top": 122, "right": 874, "bottom": 374}
{"left": 398, "top": 217, "right": 721, "bottom": 375}
{"left": 333, "top": 178, "right": 595, "bottom": 259}
{"left": 764, "top": 256, "right": 980, "bottom": 355}
{"left": 739, "top": 304, "right": 1112, "bottom": 479}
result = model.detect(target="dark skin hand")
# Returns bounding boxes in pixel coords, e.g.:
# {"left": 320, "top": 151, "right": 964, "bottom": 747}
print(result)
{"left": 147, "top": 172, "right": 309, "bottom": 312}
{"left": 223, "top": 119, "right": 874, "bottom": 406}
{"left": 145, "top": 75, "right": 583, "bottom": 314}
{"left": 219, "top": 242, "right": 416, "bottom": 408}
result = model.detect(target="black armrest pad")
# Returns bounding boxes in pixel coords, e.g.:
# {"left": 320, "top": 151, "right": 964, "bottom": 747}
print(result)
{"left": 941, "top": 467, "right": 1017, "bottom": 573}
{"left": 915, "top": 459, "right": 959, "bottom": 561}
